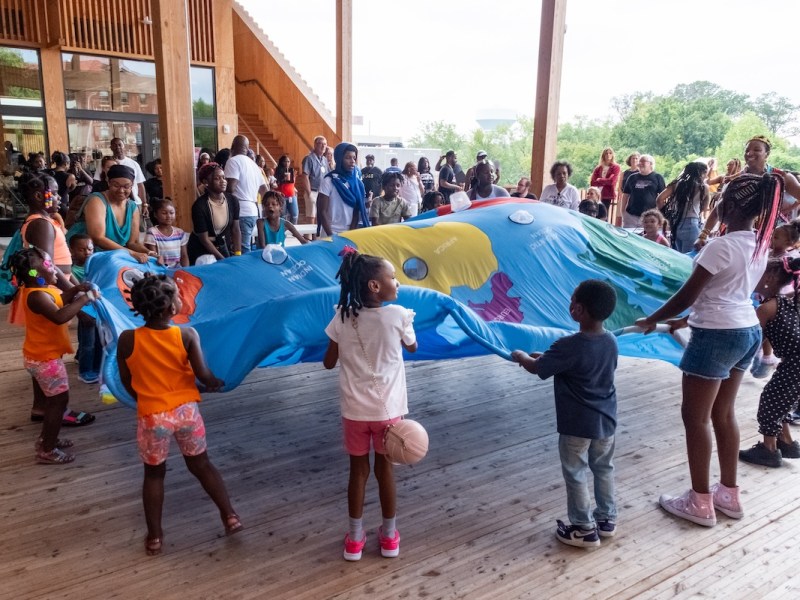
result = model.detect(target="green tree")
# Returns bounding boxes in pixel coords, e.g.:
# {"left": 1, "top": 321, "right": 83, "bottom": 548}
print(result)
{"left": 192, "top": 98, "right": 214, "bottom": 119}
{"left": 670, "top": 81, "right": 750, "bottom": 116}
{"left": 408, "top": 121, "right": 467, "bottom": 155}
{"left": 751, "top": 93, "right": 799, "bottom": 137}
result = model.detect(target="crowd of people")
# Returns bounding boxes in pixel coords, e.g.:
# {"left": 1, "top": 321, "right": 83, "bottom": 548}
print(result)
{"left": 7, "top": 131, "right": 800, "bottom": 558}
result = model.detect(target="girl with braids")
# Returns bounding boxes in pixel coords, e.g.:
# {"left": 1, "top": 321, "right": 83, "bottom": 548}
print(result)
{"left": 635, "top": 172, "right": 783, "bottom": 527}
{"left": 323, "top": 248, "right": 417, "bottom": 561}
{"left": 657, "top": 162, "right": 710, "bottom": 253}
{"left": 117, "top": 274, "right": 241, "bottom": 556}
{"left": 740, "top": 257, "right": 800, "bottom": 468}
{"left": 11, "top": 247, "right": 96, "bottom": 464}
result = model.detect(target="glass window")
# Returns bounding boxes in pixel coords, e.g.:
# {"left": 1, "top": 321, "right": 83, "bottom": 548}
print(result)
{"left": 0, "top": 47, "right": 43, "bottom": 108}
{"left": 1, "top": 115, "right": 45, "bottom": 169}
{"left": 62, "top": 53, "right": 157, "bottom": 114}
{"left": 194, "top": 126, "right": 217, "bottom": 154}
{"left": 191, "top": 66, "right": 215, "bottom": 118}
{"left": 67, "top": 118, "right": 144, "bottom": 174}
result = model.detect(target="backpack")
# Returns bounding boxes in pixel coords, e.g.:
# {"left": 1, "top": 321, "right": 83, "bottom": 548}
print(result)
{"left": 0, "top": 228, "right": 24, "bottom": 304}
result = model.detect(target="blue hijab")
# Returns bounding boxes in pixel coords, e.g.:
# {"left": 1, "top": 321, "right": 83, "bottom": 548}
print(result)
{"left": 326, "top": 142, "right": 370, "bottom": 228}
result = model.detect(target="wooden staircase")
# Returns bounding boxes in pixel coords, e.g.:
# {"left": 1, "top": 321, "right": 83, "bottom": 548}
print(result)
{"left": 238, "top": 113, "right": 284, "bottom": 167}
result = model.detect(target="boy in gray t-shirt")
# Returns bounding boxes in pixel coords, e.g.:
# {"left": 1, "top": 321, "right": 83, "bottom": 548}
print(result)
{"left": 512, "top": 280, "right": 618, "bottom": 549}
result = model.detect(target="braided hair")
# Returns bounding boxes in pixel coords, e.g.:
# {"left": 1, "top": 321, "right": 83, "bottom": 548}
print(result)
{"left": 763, "top": 256, "right": 800, "bottom": 311}
{"left": 719, "top": 172, "right": 784, "bottom": 258}
{"left": 335, "top": 248, "right": 386, "bottom": 321}
{"left": 197, "top": 162, "right": 221, "bottom": 185}
{"left": 127, "top": 273, "right": 176, "bottom": 322}
{"left": 9, "top": 247, "right": 47, "bottom": 287}
{"left": 17, "top": 170, "right": 50, "bottom": 202}
{"left": 662, "top": 162, "right": 707, "bottom": 237}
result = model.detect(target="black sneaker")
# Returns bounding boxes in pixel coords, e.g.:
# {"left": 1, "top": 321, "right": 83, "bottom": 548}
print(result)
{"left": 555, "top": 519, "right": 600, "bottom": 548}
{"left": 739, "top": 442, "right": 782, "bottom": 468}
{"left": 777, "top": 438, "right": 800, "bottom": 459}
{"left": 597, "top": 519, "right": 616, "bottom": 538}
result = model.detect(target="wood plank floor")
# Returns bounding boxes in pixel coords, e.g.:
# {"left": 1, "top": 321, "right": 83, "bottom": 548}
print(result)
{"left": 1, "top": 306, "right": 799, "bottom": 600}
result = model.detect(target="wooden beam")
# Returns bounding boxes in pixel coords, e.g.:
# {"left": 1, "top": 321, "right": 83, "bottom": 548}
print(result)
{"left": 152, "top": 0, "right": 196, "bottom": 231}
{"left": 39, "top": 46, "right": 68, "bottom": 155}
{"left": 335, "top": 0, "right": 352, "bottom": 142}
{"left": 213, "top": 0, "right": 237, "bottom": 149}
{"left": 530, "top": 0, "right": 567, "bottom": 198}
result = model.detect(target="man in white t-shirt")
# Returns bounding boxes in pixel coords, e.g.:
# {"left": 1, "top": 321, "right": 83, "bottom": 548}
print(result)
{"left": 94, "top": 137, "right": 148, "bottom": 217}
{"left": 225, "top": 135, "right": 267, "bottom": 253}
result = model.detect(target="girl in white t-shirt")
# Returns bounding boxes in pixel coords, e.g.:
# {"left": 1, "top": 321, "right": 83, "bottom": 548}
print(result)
{"left": 635, "top": 173, "right": 784, "bottom": 528}
{"left": 323, "top": 248, "right": 417, "bottom": 562}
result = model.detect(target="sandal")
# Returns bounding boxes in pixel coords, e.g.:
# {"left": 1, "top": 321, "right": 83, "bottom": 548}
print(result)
{"left": 224, "top": 514, "right": 243, "bottom": 536}
{"left": 60, "top": 410, "right": 96, "bottom": 427}
{"left": 145, "top": 537, "right": 162, "bottom": 556}
{"left": 36, "top": 447, "right": 75, "bottom": 465}
{"left": 35, "top": 437, "right": 74, "bottom": 451}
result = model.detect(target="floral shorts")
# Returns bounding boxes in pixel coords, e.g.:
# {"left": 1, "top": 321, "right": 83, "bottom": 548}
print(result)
{"left": 137, "top": 402, "right": 208, "bottom": 466}
{"left": 24, "top": 357, "right": 69, "bottom": 397}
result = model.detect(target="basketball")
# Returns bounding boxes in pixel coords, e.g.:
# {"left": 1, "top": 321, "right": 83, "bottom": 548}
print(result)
{"left": 383, "top": 419, "right": 429, "bottom": 465}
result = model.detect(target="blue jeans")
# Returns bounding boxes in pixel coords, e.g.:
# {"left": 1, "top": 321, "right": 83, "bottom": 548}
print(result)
{"left": 679, "top": 325, "right": 761, "bottom": 379}
{"left": 674, "top": 217, "right": 700, "bottom": 253}
{"left": 559, "top": 434, "right": 617, "bottom": 529}
{"left": 77, "top": 316, "right": 102, "bottom": 376}
{"left": 238, "top": 216, "right": 257, "bottom": 253}
{"left": 284, "top": 195, "right": 299, "bottom": 224}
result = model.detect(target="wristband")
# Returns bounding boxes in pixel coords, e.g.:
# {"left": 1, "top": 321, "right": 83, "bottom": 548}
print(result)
{"left": 233, "top": 251, "right": 242, "bottom": 256}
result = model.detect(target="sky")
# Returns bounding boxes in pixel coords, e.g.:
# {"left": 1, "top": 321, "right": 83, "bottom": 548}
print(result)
{"left": 236, "top": 0, "right": 800, "bottom": 143}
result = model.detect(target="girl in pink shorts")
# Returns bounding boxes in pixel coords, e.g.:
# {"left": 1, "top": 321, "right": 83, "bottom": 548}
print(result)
{"left": 11, "top": 247, "right": 96, "bottom": 464}
{"left": 324, "top": 247, "right": 417, "bottom": 561}
{"left": 117, "top": 273, "right": 241, "bottom": 556}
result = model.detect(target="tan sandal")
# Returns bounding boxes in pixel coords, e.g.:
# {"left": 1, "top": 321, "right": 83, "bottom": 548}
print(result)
{"left": 224, "top": 514, "right": 243, "bottom": 536}
{"left": 145, "top": 537, "right": 162, "bottom": 556}
{"left": 35, "top": 447, "right": 75, "bottom": 465}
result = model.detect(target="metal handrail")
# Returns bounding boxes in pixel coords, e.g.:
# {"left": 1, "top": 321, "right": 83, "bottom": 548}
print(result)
{"left": 236, "top": 77, "right": 314, "bottom": 154}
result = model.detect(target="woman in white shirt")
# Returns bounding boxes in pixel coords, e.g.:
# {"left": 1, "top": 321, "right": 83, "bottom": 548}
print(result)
{"left": 399, "top": 162, "right": 424, "bottom": 218}
{"left": 540, "top": 161, "right": 580, "bottom": 210}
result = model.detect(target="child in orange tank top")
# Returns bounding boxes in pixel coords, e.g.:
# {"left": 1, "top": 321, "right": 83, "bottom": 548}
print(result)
{"left": 10, "top": 247, "right": 96, "bottom": 464}
{"left": 116, "top": 273, "right": 241, "bottom": 556}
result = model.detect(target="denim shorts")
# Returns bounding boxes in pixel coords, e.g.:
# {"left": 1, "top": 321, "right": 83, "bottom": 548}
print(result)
{"left": 679, "top": 325, "right": 761, "bottom": 379}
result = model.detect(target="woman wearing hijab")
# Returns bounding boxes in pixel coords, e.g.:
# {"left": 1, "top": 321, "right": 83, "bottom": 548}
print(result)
{"left": 316, "top": 142, "right": 370, "bottom": 236}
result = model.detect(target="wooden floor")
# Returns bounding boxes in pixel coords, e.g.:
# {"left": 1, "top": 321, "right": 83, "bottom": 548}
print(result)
{"left": 2, "top": 308, "right": 799, "bottom": 600}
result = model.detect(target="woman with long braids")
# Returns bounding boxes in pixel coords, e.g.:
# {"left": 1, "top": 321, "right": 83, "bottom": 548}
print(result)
{"left": 657, "top": 162, "right": 710, "bottom": 253}
{"left": 636, "top": 172, "right": 783, "bottom": 527}
{"left": 697, "top": 136, "right": 800, "bottom": 248}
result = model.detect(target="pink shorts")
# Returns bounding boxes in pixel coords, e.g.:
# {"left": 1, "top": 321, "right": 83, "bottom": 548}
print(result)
{"left": 24, "top": 357, "right": 69, "bottom": 397}
{"left": 137, "top": 402, "right": 208, "bottom": 465}
{"left": 342, "top": 416, "right": 401, "bottom": 456}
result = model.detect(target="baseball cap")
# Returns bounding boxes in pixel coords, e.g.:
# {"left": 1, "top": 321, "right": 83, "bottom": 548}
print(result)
{"left": 476, "top": 150, "right": 488, "bottom": 159}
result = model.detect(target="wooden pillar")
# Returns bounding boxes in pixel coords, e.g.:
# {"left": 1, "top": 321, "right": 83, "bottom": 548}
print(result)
{"left": 335, "top": 0, "right": 352, "bottom": 142}
{"left": 152, "top": 0, "right": 196, "bottom": 230}
{"left": 530, "top": 0, "right": 567, "bottom": 198}
{"left": 214, "top": 0, "right": 237, "bottom": 150}
{"left": 40, "top": 47, "right": 68, "bottom": 156}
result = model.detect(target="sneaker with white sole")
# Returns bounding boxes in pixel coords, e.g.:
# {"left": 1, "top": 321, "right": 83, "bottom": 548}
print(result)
{"left": 710, "top": 482, "right": 744, "bottom": 519}
{"left": 78, "top": 372, "right": 100, "bottom": 384}
{"left": 555, "top": 520, "right": 600, "bottom": 548}
{"left": 343, "top": 533, "right": 366, "bottom": 561}
{"left": 378, "top": 527, "right": 400, "bottom": 558}
{"left": 659, "top": 489, "right": 716, "bottom": 527}
{"left": 597, "top": 519, "right": 616, "bottom": 538}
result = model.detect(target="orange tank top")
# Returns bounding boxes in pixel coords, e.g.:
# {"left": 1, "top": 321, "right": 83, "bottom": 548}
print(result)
{"left": 21, "top": 213, "right": 72, "bottom": 266}
{"left": 21, "top": 287, "right": 73, "bottom": 361}
{"left": 127, "top": 326, "right": 200, "bottom": 417}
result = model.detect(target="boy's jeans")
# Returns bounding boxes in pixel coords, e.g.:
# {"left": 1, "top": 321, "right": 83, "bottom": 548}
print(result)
{"left": 558, "top": 434, "right": 617, "bottom": 529}
{"left": 76, "top": 315, "right": 102, "bottom": 376}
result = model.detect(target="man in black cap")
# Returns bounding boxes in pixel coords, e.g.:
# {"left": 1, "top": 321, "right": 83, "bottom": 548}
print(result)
{"left": 436, "top": 150, "right": 462, "bottom": 204}
{"left": 361, "top": 154, "right": 383, "bottom": 204}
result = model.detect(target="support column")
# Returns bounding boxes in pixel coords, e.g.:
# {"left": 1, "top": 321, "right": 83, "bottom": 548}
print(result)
{"left": 152, "top": 0, "right": 196, "bottom": 230}
{"left": 214, "top": 0, "right": 237, "bottom": 150}
{"left": 530, "top": 0, "right": 567, "bottom": 198}
{"left": 40, "top": 47, "right": 68, "bottom": 156}
{"left": 335, "top": 0, "right": 352, "bottom": 142}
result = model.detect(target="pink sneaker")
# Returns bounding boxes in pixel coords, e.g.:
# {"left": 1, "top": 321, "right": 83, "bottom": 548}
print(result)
{"left": 710, "top": 483, "right": 744, "bottom": 519}
{"left": 659, "top": 489, "right": 716, "bottom": 527}
{"left": 378, "top": 527, "right": 400, "bottom": 558}
{"left": 343, "top": 533, "right": 366, "bottom": 561}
